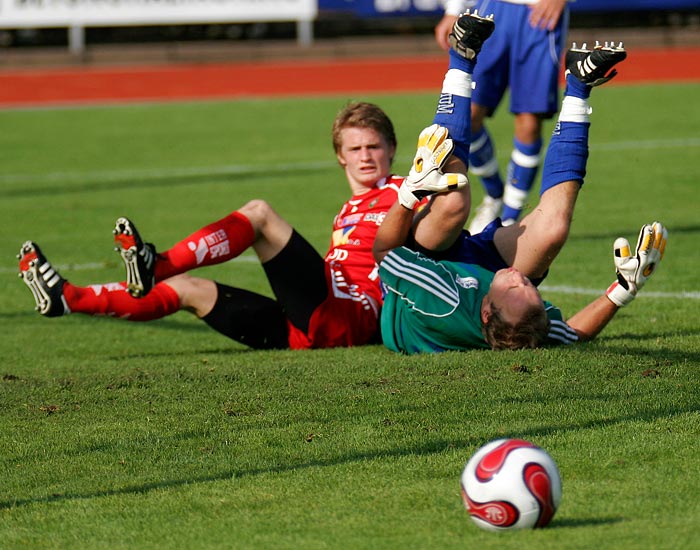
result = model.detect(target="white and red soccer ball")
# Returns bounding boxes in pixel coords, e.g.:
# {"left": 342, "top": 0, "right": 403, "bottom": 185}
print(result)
{"left": 460, "top": 438, "right": 562, "bottom": 531}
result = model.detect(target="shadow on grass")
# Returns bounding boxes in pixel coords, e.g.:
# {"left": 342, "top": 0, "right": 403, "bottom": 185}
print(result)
{"left": 102, "top": 346, "right": 255, "bottom": 361}
{"left": 2, "top": 402, "right": 699, "bottom": 512}
{"left": 0, "top": 312, "right": 213, "bottom": 326}
{"left": 0, "top": 311, "right": 228, "bottom": 334}
{"left": 574, "top": 330, "right": 700, "bottom": 364}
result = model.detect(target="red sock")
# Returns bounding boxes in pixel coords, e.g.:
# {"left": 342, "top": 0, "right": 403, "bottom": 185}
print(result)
{"left": 63, "top": 281, "right": 180, "bottom": 321}
{"left": 154, "top": 211, "right": 255, "bottom": 281}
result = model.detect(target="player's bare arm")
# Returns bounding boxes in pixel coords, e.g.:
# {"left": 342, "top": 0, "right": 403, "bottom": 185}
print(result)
{"left": 435, "top": 14, "right": 459, "bottom": 50}
{"left": 373, "top": 124, "right": 468, "bottom": 262}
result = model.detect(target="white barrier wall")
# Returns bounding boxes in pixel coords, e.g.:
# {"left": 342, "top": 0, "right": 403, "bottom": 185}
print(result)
{"left": 0, "top": 0, "right": 318, "bottom": 52}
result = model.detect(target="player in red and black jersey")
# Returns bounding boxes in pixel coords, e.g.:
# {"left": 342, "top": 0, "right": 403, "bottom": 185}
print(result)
{"left": 18, "top": 102, "right": 463, "bottom": 350}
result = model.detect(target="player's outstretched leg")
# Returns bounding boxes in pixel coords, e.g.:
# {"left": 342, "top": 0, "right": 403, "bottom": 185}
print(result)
{"left": 540, "top": 41, "right": 628, "bottom": 199}
{"left": 18, "top": 241, "right": 70, "bottom": 317}
{"left": 448, "top": 10, "right": 495, "bottom": 61}
{"left": 565, "top": 41, "right": 627, "bottom": 88}
{"left": 113, "top": 217, "right": 156, "bottom": 298}
{"left": 507, "top": 40, "right": 628, "bottom": 278}
{"left": 434, "top": 9, "right": 495, "bottom": 167}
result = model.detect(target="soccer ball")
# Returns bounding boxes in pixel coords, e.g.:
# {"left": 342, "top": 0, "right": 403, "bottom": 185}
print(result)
{"left": 460, "top": 438, "right": 562, "bottom": 531}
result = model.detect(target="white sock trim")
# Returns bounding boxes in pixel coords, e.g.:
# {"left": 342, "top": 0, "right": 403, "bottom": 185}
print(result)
{"left": 441, "top": 69, "right": 472, "bottom": 98}
{"left": 511, "top": 148, "right": 541, "bottom": 168}
{"left": 469, "top": 130, "right": 488, "bottom": 152}
{"left": 470, "top": 156, "right": 499, "bottom": 177}
{"left": 559, "top": 96, "right": 593, "bottom": 123}
{"left": 503, "top": 183, "right": 529, "bottom": 209}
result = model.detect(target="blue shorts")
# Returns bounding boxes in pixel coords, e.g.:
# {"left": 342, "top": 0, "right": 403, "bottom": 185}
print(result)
{"left": 425, "top": 219, "right": 548, "bottom": 286}
{"left": 472, "top": 0, "right": 569, "bottom": 117}
{"left": 439, "top": 219, "right": 508, "bottom": 272}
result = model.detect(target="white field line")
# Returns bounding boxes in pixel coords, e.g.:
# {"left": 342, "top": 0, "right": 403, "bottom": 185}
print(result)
{"left": 0, "top": 256, "right": 257, "bottom": 275}
{"left": 1, "top": 137, "right": 699, "bottom": 186}
{"left": 539, "top": 285, "right": 700, "bottom": 300}
{"left": 590, "top": 137, "right": 700, "bottom": 151}
{"left": 4, "top": 137, "right": 698, "bottom": 298}
{"left": 0, "top": 160, "right": 337, "bottom": 185}
{"left": 3, "top": 260, "right": 698, "bottom": 300}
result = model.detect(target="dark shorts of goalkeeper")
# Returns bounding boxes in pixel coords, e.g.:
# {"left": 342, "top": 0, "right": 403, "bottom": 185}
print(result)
{"left": 409, "top": 218, "right": 548, "bottom": 287}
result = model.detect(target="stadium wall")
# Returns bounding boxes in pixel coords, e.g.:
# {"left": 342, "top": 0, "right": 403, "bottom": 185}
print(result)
{"left": 317, "top": 0, "right": 700, "bottom": 16}
{"left": 0, "top": 0, "right": 318, "bottom": 52}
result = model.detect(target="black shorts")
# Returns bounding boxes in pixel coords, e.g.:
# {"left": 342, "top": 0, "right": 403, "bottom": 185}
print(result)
{"left": 202, "top": 230, "right": 328, "bottom": 349}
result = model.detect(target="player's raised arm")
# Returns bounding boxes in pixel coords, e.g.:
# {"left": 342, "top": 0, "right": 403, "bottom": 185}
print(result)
{"left": 373, "top": 125, "right": 467, "bottom": 263}
{"left": 373, "top": 201, "right": 415, "bottom": 264}
{"left": 566, "top": 222, "right": 668, "bottom": 340}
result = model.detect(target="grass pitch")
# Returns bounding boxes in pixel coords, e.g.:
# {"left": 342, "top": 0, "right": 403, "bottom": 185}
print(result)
{"left": 1, "top": 83, "right": 700, "bottom": 549}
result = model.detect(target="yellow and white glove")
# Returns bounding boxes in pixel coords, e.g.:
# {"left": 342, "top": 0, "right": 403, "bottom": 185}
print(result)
{"left": 606, "top": 221, "right": 668, "bottom": 307}
{"left": 398, "top": 124, "right": 468, "bottom": 209}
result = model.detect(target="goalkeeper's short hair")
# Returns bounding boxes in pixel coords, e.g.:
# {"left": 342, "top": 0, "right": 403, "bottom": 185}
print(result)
{"left": 483, "top": 302, "right": 550, "bottom": 350}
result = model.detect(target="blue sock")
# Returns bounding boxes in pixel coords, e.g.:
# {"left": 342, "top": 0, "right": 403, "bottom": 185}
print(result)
{"left": 469, "top": 126, "right": 503, "bottom": 198}
{"left": 540, "top": 121, "right": 590, "bottom": 196}
{"left": 501, "top": 138, "right": 543, "bottom": 220}
{"left": 434, "top": 93, "right": 472, "bottom": 165}
{"left": 446, "top": 47, "right": 475, "bottom": 74}
{"left": 565, "top": 73, "right": 591, "bottom": 99}
{"left": 432, "top": 49, "right": 475, "bottom": 166}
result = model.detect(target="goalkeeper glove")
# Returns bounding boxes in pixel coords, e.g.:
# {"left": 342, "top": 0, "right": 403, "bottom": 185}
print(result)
{"left": 398, "top": 124, "right": 468, "bottom": 209}
{"left": 606, "top": 221, "right": 668, "bottom": 307}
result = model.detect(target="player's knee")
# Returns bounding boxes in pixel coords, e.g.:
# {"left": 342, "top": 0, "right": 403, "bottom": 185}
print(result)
{"left": 514, "top": 113, "right": 543, "bottom": 142}
{"left": 240, "top": 198, "right": 272, "bottom": 216}
{"left": 440, "top": 194, "right": 470, "bottom": 225}
{"left": 165, "top": 274, "right": 217, "bottom": 316}
{"left": 239, "top": 199, "right": 279, "bottom": 227}
{"left": 543, "top": 215, "right": 571, "bottom": 250}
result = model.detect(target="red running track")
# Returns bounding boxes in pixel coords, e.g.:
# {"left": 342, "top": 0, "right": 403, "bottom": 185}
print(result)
{"left": 1, "top": 48, "right": 699, "bottom": 108}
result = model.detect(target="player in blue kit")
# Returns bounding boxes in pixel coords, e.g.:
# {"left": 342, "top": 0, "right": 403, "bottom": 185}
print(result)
{"left": 374, "top": 12, "right": 667, "bottom": 352}
{"left": 435, "top": 0, "right": 569, "bottom": 233}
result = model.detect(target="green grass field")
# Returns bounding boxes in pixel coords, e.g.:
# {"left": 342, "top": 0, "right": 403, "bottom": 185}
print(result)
{"left": 2, "top": 83, "right": 700, "bottom": 549}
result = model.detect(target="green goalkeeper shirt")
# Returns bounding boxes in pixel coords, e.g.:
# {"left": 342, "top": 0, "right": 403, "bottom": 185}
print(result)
{"left": 379, "top": 247, "right": 574, "bottom": 354}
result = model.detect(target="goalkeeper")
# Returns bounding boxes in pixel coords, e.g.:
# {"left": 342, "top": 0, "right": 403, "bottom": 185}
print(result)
{"left": 373, "top": 12, "right": 668, "bottom": 352}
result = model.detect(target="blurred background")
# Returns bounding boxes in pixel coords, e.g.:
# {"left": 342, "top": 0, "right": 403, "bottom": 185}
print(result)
{"left": 0, "top": 0, "right": 698, "bottom": 68}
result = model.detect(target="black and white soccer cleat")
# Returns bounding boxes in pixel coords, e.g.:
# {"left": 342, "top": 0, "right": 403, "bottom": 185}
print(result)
{"left": 113, "top": 216, "right": 156, "bottom": 298}
{"left": 18, "top": 241, "right": 70, "bottom": 317}
{"left": 449, "top": 10, "right": 496, "bottom": 61}
{"left": 565, "top": 41, "right": 627, "bottom": 87}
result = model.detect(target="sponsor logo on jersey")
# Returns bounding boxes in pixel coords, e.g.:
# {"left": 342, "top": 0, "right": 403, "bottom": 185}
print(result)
{"left": 339, "top": 213, "right": 363, "bottom": 227}
{"left": 331, "top": 267, "right": 374, "bottom": 312}
{"left": 327, "top": 248, "right": 349, "bottom": 261}
{"left": 364, "top": 211, "right": 386, "bottom": 225}
{"left": 332, "top": 225, "right": 356, "bottom": 248}
{"left": 455, "top": 276, "right": 479, "bottom": 290}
